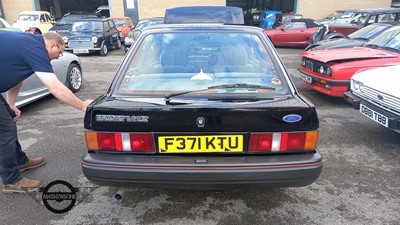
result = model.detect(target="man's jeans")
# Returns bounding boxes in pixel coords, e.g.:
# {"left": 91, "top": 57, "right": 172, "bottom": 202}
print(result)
{"left": 0, "top": 94, "right": 29, "bottom": 184}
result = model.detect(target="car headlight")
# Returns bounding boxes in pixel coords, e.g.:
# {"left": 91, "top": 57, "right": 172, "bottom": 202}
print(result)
{"left": 326, "top": 67, "right": 332, "bottom": 76}
{"left": 125, "top": 37, "right": 133, "bottom": 44}
{"left": 318, "top": 65, "right": 332, "bottom": 76}
{"left": 253, "top": 15, "right": 259, "bottom": 20}
{"left": 62, "top": 36, "right": 68, "bottom": 43}
{"left": 92, "top": 37, "right": 98, "bottom": 43}
{"left": 352, "top": 80, "right": 364, "bottom": 92}
{"left": 318, "top": 66, "right": 324, "bottom": 74}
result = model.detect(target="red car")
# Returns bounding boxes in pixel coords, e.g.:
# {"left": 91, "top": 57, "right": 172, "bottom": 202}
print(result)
{"left": 298, "top": 25, "right": 400, "bottom": 97}
{"left": 264, "top": 18, "right": 322, "bottom": 47}
{"left": 109, "top": 16, "right": 135, "bottom": 43}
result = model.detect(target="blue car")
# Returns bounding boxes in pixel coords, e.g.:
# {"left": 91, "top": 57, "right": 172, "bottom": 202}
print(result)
{"left": 259, "top": 10, "right": 282, "bottom": 29}
{"left": 63, "top": 18, "right": 121, "bottom": 56}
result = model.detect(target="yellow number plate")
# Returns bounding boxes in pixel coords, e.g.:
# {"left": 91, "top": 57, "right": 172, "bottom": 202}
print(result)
{"left": 158, "top": 135, "right": 243, "bottom": 153}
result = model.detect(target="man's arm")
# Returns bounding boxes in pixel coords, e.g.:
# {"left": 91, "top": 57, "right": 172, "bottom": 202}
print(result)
{"left": 6, "top": 81, "right": 23, "bottom": 106}
{"left": 36, "top": 72, "right": 92, "bottom": 111}
{"left": 6, "top": 81, "right": 23, "bottom": 121}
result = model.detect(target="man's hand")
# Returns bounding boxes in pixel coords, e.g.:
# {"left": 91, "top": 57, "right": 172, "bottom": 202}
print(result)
{"left": 81, "top": 100, "right": 94, "bottom": 111}
{"left": 10, "top": 106, "right": 21, "bottom": 122}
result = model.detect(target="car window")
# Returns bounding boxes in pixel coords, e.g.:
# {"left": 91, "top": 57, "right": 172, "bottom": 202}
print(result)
{"left": 366, "top": 15, "right": 377, "bottom": 25}
{"left": 103, "top": 21, "right": 111, "bottom": 32}
{"left": 108, "top": 20, "right": 116, "bottom": 30}
{"left": 113, "top": 19, "right": 126, "bottom": 27}
{"left": 282, "top": 15, "right": 303, "bottom": 23}
{"left": 45, "top": 14, "right": 52, "bottom": 23}
{"left": 72, "top": 21, "right": 102, "bottom": 32}
{"left": 40, "top": 14, "right": 46, "bottom": 22}
{"left": 59, "top": 16, "right": 74, "bottom": 25}
{"left": 117, "top": 32, "right": 287, "bottom": 95}
{"left": 367, "top": 26, "right": 400, "bottom": 50}
{"left": 349, "top": 24, "right": 391, "bottom": 39}
{"left": 377, "top": 13, "right": 396, "bottom": 22}
{"left": 284, "top": 22, "right": 306, "bottom": 29}
{"left": 19, "top": 14, "right": 39, "bottom": 21}
{"left": 351, "top": 13, "right": 368, "bottom": 25}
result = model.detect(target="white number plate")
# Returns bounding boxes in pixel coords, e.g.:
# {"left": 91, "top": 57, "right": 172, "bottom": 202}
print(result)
{"left": 301, "top": 73, "right": 312, "bottom": 83}
{"left": 359, "top": 104, "right": 388, "bottom": 127}
{"left": 73, "top": 49, "right": 89, "bottom": 54}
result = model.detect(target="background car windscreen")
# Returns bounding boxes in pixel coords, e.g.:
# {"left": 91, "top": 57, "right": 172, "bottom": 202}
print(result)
{"left": 72, "top": 21, "right": 102, "bottom": 32}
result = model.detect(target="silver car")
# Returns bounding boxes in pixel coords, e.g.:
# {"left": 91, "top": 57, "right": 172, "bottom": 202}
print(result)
{"left": 1, "top": 51, "right": 83, "bottom": 107}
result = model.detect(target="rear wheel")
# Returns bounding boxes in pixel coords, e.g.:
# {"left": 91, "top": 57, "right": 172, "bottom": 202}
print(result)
{"left": 65, "top": 63, "right": 82, "bottom": 93}
{"left": 100, "top": 43, "right": 108, "bottom": 56}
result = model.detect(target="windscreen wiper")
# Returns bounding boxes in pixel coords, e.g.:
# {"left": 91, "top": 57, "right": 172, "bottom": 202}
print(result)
{"left": 207, "top": 83, "right": 276, "bottom": 90}
{"left": 364, "top": 43, "right": 383, "bottom": 49}
{"left": 364, "top": 44, "right": 399, "bottom": 53}
{"left": 164, "top": 83, "right": 276, "bottom": 104}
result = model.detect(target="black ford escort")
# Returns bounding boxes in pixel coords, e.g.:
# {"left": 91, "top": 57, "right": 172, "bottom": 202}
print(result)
{"left": 81, "top": 23, "right": 322, "bottom": 189}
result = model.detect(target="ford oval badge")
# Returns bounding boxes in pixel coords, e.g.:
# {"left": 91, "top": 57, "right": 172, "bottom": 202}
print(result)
{"left": 282, "top": 114, "right": 302, "bottom": 123}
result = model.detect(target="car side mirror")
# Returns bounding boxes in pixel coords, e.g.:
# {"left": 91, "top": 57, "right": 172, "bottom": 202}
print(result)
{"left": 280, "top": 27, "right": 285, "bottom": 31}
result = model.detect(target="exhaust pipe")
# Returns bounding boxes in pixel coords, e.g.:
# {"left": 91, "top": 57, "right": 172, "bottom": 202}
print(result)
{"left": 114, "top": 188, "right": 126, "bottom": 200}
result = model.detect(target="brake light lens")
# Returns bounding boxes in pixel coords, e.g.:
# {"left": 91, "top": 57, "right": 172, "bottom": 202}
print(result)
{"left": 248, "top": 131, "right": 318, "bottom": 153}
{"left": 85, "top": 131, "right": 155, "bottom": 153}
{"left": 130, "top": 133, "right": 154, "bottom": 152}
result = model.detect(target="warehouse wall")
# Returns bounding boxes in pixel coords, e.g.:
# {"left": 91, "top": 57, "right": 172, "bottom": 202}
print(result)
{"left": 2, "top": 0, "right": 33, "bottom": 23}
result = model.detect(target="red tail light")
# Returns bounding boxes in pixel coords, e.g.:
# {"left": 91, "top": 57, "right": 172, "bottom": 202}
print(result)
{"left": 130, "top": 133, "right": 154, "bottom": 152}
{"left": 248, "top": 131, "right": 318, "bottom": 153}
{"left": 85, "top": 131, "right": 155, "bottom": 153}
{"left": 248, "top": 133, "right": 273, "bottom": 152}
{"left": 97, "top": 132, "right": 121, "bottom": 151}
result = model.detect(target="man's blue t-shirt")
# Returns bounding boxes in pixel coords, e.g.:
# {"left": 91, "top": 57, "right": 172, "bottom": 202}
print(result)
{"left": 0, "top": 31, "right": 54, "bottom": 92}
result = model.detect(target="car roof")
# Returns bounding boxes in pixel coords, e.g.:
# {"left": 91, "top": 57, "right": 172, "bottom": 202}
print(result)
{"left": 75, "top": 18, "right": 108, "bottom": 22}
{"left": 288, "top": 18, "right": 321, "bottom": 27}
{"left": 142, "top": 23, "right": 261, "bottom": 33}
{"left": 164, "top": 6, "right": 244, "bottom": 25}
{"left": 354, "top": 7, "right": 400, "bottom": 13}
{"left": 109, "top": 16, "right": 132, "bottom": 20}
{"left": 139, "top": 17, "right": 164, "bottom": 21}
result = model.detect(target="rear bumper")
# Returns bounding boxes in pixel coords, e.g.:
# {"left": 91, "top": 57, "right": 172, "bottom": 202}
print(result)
{"left": 82, "top": 151, "right": 323, "bottom": 189}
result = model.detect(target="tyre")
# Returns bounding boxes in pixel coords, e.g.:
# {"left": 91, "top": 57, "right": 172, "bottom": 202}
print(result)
{"left": 115, "top": 39, "right": 122, "bottom": 49}
{"left": 100, "top": 43, "right": 108, "bottom": 56}
{"left": 65, "top": 63, "right": 82, "bottom": 93}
